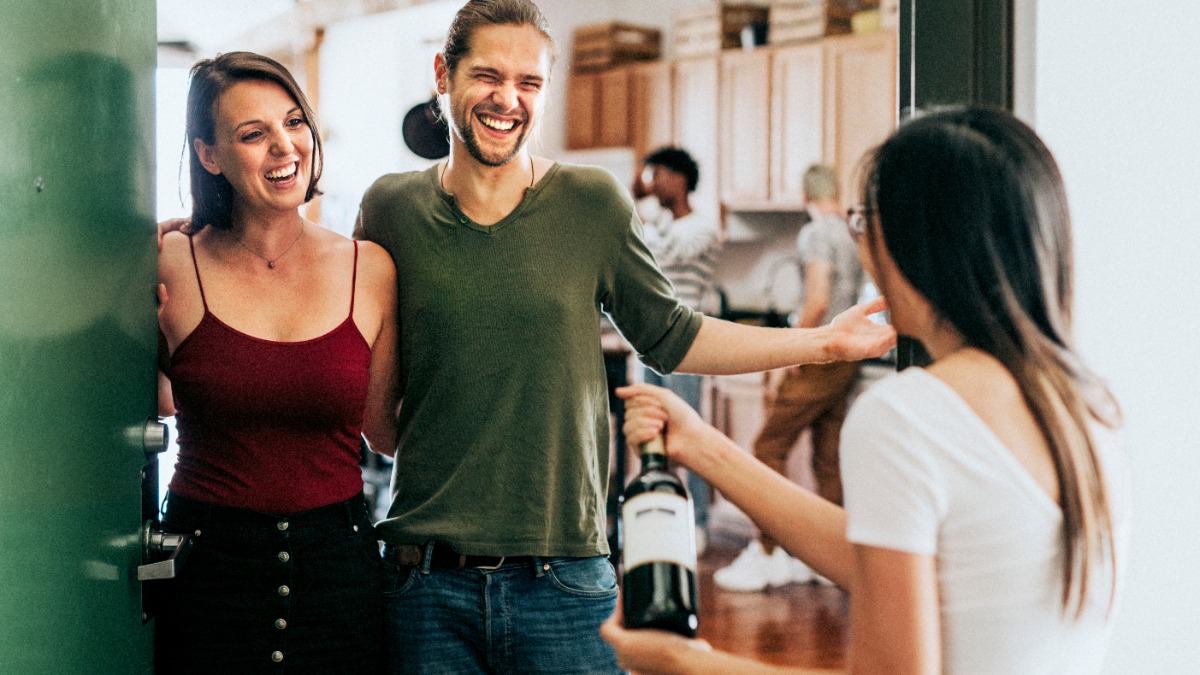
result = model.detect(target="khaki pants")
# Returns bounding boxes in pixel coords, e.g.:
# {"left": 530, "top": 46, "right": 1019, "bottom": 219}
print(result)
{"left": 752, "top": 361, "right": 860, "bottom": 551}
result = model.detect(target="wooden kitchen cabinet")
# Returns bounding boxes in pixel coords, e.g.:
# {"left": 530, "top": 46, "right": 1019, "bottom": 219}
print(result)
{"left": 824, "top": 31, "right": 897, "bottom": 205}
{"left": 714, "top": 33, "right": 894, "bottom": 212}
{"left": 672, "top": 56, "right": 721, "bottom": 222}
{"left": 627, "top": 60, "right": 673, "bottom": 163}
{"left": 564, "top": 32, "right": 896, "bottom": 215}
{"left": 566, "top": 62, "right": 667, "bottom": 154}
{"left": 719, "top": 49, "right": 771, "bottom": 206}
{"left": 771, "top": 42, "right": 825, "bottom": 207}
{"left": 597, "top": 67, "right": 632, "bottom": 148}
{"left": 565, "top": 72, "right": 600, "bottom": 150}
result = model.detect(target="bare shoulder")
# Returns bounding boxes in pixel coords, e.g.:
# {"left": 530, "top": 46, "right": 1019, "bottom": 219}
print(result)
{"left": 158, "top": 230, "right": 194, "bottom": 277}
{"left": 310, "top": 225, "right": 394, "bottom": 286}
{"left": 352, "top": 239, "right": 396, "bottom": 317}
{"left": 356, "top": 239, "right": 397, "bottom": 283}
{"left": 927, "top": 349, "right": 1038, "bottom": 444}
{"left": 926, "top": 350, "right": 1018, "bottom": 403}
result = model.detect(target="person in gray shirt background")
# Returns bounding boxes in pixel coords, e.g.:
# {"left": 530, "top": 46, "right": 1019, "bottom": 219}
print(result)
{"left": 712, "top": 163, "right": 865, "bottom": 593}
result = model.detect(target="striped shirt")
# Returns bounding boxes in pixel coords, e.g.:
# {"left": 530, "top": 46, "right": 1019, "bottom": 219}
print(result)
{"left": 643, "top": 209, "right": 720, "bottom": 310}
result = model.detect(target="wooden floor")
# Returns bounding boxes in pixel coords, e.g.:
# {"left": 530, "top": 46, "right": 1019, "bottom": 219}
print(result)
{"left": 695, "top": 530, "right": 849, "bottom": 670}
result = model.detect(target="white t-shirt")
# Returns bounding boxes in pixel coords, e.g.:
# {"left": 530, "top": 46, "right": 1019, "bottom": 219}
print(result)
{"left": 841, "top": 368, "right": 1129, "bottom": 674}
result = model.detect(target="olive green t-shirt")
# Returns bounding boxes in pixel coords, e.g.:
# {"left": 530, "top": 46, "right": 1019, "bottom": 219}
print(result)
{"left": 358, "top": 163, "right": 702, "bottom": 557}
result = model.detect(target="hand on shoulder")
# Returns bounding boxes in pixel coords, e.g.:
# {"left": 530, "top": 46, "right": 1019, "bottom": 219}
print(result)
{"left": 156, "top": 216, "right": 193, "bottom": 250}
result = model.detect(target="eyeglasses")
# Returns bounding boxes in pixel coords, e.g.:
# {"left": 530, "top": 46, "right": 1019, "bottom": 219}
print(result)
{"left": 846, "top": 206, "right": 871, "bottom": 242}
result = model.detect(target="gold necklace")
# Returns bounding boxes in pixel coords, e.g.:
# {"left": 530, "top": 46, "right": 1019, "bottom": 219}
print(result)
{"left": 235, "top": 221, "right": 304, "bottom": 269}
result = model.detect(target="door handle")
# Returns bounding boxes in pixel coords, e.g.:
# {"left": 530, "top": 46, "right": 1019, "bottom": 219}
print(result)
{"left": 142, "top": 418, "right": 169, "bottom": 455}
{"left": 137, "top": 520, "right": 193, "bottom": 581}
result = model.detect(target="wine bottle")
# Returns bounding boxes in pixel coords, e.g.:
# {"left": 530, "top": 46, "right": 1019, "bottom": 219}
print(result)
{"left": 620, "top": 435, "right": 699, "bottom": 637}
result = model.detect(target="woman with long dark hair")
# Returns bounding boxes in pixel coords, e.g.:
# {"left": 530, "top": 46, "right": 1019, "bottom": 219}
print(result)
{"left": 156, "top": 52, "right": 397, "bottom": 673}
{"left": 603, "top": 106, "right": 1129, "bottom": 673}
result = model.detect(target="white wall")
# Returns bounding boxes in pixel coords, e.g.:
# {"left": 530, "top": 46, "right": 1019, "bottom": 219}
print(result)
{"left": 1029, "top": 3, "right": 1200, "bottom": 672}
{"left": 318, "top": 1, "right": 462, "bottom": 235}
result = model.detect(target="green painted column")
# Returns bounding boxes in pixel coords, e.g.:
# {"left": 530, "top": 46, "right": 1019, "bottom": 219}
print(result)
{"left": 0, "top": 1, "right": 158, "bottom": 672}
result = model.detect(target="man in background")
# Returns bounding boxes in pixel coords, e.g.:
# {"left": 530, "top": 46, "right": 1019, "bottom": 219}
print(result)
{"left": 632, "top": 146, "right": 721, "bottom": 553}
{"left": 713, "top": 163, "right": 865, "bottom": 592}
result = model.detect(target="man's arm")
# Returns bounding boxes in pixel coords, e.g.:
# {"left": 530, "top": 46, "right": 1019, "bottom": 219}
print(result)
{"left": 673, "top": 297, "right": 893, "bottom": 375}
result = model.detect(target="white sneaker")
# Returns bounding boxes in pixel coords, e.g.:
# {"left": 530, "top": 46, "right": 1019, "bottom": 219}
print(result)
{"left": 790, "top": 556, "right": 837, "bottom": 586}
{"left": 789, "top": 556, "right": 816, "bottom": 584}
{"left": 812, "top": 572, "right": 836, "bottom": 587}
{"left": 713, "top": 541, "right": 794, "bottom": 592}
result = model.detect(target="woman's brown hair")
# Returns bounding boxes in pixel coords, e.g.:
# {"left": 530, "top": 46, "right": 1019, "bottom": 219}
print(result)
{"left": 185, "top": 51, "right": 323, "bottom": 231}
{"left": 861, "top": 106, "right": 1122, "bottom": 617}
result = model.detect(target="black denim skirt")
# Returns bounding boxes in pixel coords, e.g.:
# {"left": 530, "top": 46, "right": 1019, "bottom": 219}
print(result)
{"left": 154, "top": 491, "right": 383, "bottom": 674}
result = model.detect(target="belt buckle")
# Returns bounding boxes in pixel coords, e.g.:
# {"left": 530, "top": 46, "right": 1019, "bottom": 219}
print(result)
{"left": 473, "top": 555, "right": 505, "bottom": 570}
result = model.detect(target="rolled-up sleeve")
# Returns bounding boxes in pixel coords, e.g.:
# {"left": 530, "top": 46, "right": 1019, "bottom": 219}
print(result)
{"left": 601, "top": 210, "right": 703, "bottom": 375}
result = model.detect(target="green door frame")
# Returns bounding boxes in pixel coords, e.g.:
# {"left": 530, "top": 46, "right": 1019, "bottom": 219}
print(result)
{"left": 893, "top": 0, "right": 1015, "bottom": 369}
{"left": 0, "top": 1, "right": 158, "bottom": 672}
{"left": 899, "top": 0, "right": 1015, "bottom": 113}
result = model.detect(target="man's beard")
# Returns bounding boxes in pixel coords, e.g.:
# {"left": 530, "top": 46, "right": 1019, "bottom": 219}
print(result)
{"left": 452, "top": 103, "right": 530, "bottom": 167}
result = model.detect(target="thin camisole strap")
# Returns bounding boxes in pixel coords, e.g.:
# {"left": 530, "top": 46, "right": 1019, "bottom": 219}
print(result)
{"left": 187, "top": 234, "right": 208, "bottom": 311}
{"left": 348, "top": 240, "right": 359, "bottom": 319}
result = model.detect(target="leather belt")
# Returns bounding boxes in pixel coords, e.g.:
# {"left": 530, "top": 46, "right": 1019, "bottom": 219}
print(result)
{"left": 390, "top": 542, "right": 527, "bottom": 570}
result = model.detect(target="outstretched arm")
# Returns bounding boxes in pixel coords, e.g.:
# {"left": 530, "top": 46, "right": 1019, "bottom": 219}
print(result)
{"left": 618, "top": 383, "right": 854, "bottom": 588}
{"left": 615, "top": 384, "right": 944, "bottom": 674}
{"left": 673, "top": 297, "right": 894, "bottom": 375}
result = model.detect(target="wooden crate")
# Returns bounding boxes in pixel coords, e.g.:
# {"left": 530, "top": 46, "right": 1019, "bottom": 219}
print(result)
{"left": 674, "top": 3, "right": 770, "bottom": 58}
{"left": 572, "top": 22, "right": 662, "bottom": 73}
{"left": 768, "top": 0, "right": 877, "bottom": 45}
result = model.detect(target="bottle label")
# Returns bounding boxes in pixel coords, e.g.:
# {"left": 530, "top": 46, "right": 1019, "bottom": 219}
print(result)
{"left": 622, "top": 492, "right": 697, "bottom": 572}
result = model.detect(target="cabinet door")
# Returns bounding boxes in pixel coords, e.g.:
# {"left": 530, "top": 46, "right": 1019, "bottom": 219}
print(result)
{"left": 628, "top": 61, "right": 673, "bottom": 163}
{"left": 597, "top": 68, "right": 631, "bottom": 148}
{"left": 720, "top": 50, "right": 771, "bottom": 206}
{"left": 771, "top": 43, "right": 825, "bottom": 207}
{"left": 672, "top": 57, "right": 721, "bottom": 221}
{"left": 565, "top": 72, "right": 600, "bottom": 150}
{"left": 824, "top": 32, "right": 898, "bottom": 206}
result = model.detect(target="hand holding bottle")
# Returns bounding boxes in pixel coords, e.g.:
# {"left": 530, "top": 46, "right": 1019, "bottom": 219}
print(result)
{"left": 617, "top": 383, "right": 716, "bottom": 473}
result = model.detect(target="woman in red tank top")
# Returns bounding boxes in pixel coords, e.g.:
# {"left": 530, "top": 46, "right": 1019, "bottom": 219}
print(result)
{"left": 156, "top": 52, "right": 398, "bottom": 674}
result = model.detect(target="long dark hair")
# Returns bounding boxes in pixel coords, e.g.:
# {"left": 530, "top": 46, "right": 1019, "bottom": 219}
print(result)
{"left": 441, "top": 0, "right": 557, "bottom": 75}
{"left": 185, "top": 51, "right": 323, "bottom": 231}
{"left": 861, "top": 106, "right": 1121, "bottom": 617}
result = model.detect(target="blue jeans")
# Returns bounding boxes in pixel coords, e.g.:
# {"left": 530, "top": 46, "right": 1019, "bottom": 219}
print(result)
{"left": 642, "top": 370, "right": 710, "bottom": 529}
{"left": 382, "top": 546, "right": 620, "bottom": 674}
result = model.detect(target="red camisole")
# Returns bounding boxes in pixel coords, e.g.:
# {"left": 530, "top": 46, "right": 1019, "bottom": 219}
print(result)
{"left": 162, "top": 237, "right": 371, "bottom": 514}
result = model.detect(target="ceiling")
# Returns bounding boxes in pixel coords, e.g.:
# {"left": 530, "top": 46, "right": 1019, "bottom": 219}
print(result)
{"left": 157, "top": 0, "right": 296, "bottom": 56}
